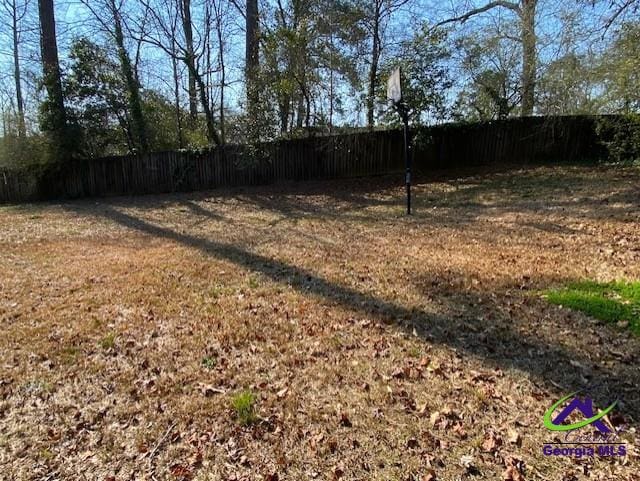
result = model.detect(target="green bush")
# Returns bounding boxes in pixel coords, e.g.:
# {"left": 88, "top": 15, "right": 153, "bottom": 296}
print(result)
{"left": 596, "top": 114, "right": 640, "bottom": 162}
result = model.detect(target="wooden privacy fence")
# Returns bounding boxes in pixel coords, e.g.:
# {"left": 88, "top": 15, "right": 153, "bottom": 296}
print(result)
{"left": 0, "top": 115, "right": 610, "bottom": 203}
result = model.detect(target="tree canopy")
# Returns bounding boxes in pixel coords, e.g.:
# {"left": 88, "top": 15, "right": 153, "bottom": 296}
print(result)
{"left": 0, "top": 0, "right": 639, "bottom": 167}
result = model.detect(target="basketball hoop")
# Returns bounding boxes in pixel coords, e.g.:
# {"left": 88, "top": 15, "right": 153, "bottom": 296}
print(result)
{"left": 387, "top": 67, "right": 412, "bottom": 215}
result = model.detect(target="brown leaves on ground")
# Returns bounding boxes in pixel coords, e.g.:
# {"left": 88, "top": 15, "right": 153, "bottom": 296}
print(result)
{"left": 482, "top": 431, "right": 503, "bottom": 453}
{"left": 1, "top": 165, "right": 639, "bottom": 480}
{"left": 421, "top": 468, "right": 437, "bottom": 481}
{"left": 503, "top": 456, "right": 526, "bottom": 481}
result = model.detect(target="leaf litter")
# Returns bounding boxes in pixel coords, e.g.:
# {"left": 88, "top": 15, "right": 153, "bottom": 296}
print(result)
{"left": 0, "top": 165, "right": 639, "bottom": 480}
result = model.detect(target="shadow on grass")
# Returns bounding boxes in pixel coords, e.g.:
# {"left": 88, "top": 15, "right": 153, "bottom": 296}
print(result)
{"left": 65, "top": 202, "right": 640, "bottom": 426}
{"left": 225, "top": 165, "right": 639, "bottom": 229}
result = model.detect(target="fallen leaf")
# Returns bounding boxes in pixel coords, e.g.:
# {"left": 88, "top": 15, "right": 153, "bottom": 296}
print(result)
{"left": 339, "top": 413, "right": 352, "bottom": 427}
{"left": 429, "top": 411, "right": 440, "bottom": 427}
{"left": 460, "top": 454, "right": 475, "bottom": 470}
{"left": 503, "top": 456, "right": 525, "bottom": 481}
{"left": 503, "top": 466, "right": 525, "bottom": 481}
{"left": 452, "top": 422, "right": 467, "bottom": 439}
{"left": 422, "top": 469, "right": 437, "bottom": 481}
{"left": 198, "top": 383, "right": 225, "bottom": 396}
{"left": 507, "top": 428, "right": 521, "bottom": 446}
{"left": 482, "top": 432, "right": 502, "bottom": 452}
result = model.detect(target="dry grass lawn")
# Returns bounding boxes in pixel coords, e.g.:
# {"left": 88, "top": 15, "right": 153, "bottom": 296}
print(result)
{"left": 1, "top": 164, "right": 639, "bottom": 481}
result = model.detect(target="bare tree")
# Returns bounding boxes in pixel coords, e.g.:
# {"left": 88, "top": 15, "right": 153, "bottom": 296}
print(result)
{"left": 0, "top": 81, "right": 11, "bottom": 137}
{"left": 438, "top": 0, "right": 537, "bottom": 116}
{"left": 246, "top": 0, "right": 259, "bottom": 116}
{"left": 168, "top": 5, "right": 184, "bottom": 148}
{"left": 180, "top": 0, "right": 198, "bottom": 120}
{"left": 1, "top": 0, "right": 29, "bottom": 137}
{"left": 361, "top": 0, "right": 410, "bottom": 128}
{"left": 136, "top": 0, "right": 221, "bottom": 146}
{"left": 211, "top": 0, "right": 228, "bottom": 143}
{"left": 38, "top": 0, "right": 69, "bottom": 158}
{"left": 79, "top": 0, "right": 150, "bottom": 153}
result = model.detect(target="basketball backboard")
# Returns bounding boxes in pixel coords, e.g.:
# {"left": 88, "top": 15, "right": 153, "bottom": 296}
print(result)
{"left": 387, "top": 67, "right": 402, "bottom": 104}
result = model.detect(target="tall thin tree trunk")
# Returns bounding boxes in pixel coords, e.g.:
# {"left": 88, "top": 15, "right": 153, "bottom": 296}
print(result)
{"left": 367, "top": 1, "right": 381, "bottom": 129}
{"left": 11, "top": 0, "right": 25, "bottom": 137}
{"left": 328, "top": 30, "right": 334, "bottom": 133}
{"left": 305, "top": 91, "right": 311, "bottom": 129}
{"left": 2, "top": 104, "right": 7, "bottom": 137}
{"left": 204, "top": 2, "right": 212, "bottom": 115}
{"left": 110, "top": 0, "right": 148, "bottom": 153}
{"left": 520, "top": 0, "right": 536, "bottom": 116}
{"left": 171, "top": 40, "right": 184, "bottom": 149}
{"left": 182, "top": 0, "right": 197, "bottom": 120}
{"left": 245, "top": 0, "right": 259, "bottom": 115}
{"left": 187, "top": 62, "right": 220, "bottom": 146}
{"left": 215, "top": 5, "right": 226, "bottom": 144}
{"left": 278, "top": 94, "right": 290, "bottom": 133}
{"left": 38, "top": 0, "right": 69, "bottom": 161}
{"left": 296, "top": 95, "right": 304, "bottom": 129}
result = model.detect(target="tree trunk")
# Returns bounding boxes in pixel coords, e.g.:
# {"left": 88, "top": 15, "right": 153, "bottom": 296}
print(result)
{"left": 520, "top": 0, "right": 536, "bottom": 116}
{"left": 111, "top": 0, "right": 149, "bottom": 153}
{"left": 437, "top": 0, "right": 537, "bottom": 117}
{"left": 245, "top": 0, "right": 259, "bottom": 115}
{"left": 186, "top": 61, "right": 220, "bottom": 146}
{"left": 329, "top": 31, "right": 334, "bottom": 134}
{"left": 367, "top": 1, "right": 381, "bottom": 129}
{"left": 278, "top": 96, "right": 290, "bottom": 133}
{"left": 2, "top": 104, "right": 7, "bottom": 137}
{"left": 181, "top": 0, "right": 197, "bottom": 120}
{"left": 11, "top": 0, "right": 25, "bottom": 137}
{"left": 214, "top": 6, "right": 226, "bottom": 144}
{"left": 296, "top": 95, "right": 304, "bottom": 129}
{"left": 205, "top": 2, "right": 212, "bottom": 117}
{"left": 38, "top": 0, "right": 69, "bottom": 160}
{"left": 171, "top": 39, "right": 184, "bottom": 149}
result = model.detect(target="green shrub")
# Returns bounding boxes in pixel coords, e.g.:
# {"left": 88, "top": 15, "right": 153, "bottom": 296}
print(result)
{"left": 596, "top": 114, "right": 640, "bottom": 162}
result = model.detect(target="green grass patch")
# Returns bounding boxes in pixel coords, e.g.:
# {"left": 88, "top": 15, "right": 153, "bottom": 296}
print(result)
{"left": 545, "top": 280, "right": 640, "bottom": 334}
{"left": 201, "top": 356, "right": 217, "bottom": 370}
{"left": 231, "top": 390, "right": 258, "bottom": 426}
{"left": 100, "top": 333, "right": 116, "bottom": 350}
{"left": 58, "top": 346, "right": 81, "bottom": 365}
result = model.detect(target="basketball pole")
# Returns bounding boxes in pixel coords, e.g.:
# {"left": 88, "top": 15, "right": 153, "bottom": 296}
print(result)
{"left": 403, "top": 106, "right": 411, "bottom": 216}
{"left": 387, "top": 66, "right": 411, "bottom": 216}
{"left": 397, "top": 102, "right": 411, "bottom": 216}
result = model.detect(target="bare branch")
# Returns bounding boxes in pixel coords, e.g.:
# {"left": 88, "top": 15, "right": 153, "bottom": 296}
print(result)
{"left": 603, "top": 0, "right": 637, "bottom": 33}
{"left": 436, "top": 1, "right": 521, "bottom": 27}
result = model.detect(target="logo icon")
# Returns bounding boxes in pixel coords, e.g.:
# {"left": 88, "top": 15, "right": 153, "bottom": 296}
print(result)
{"left": 543, "top": 391, "right": 617, "bottom": 433}
{"left": 541, "top": 388, "right": 626, "bottom": 458}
